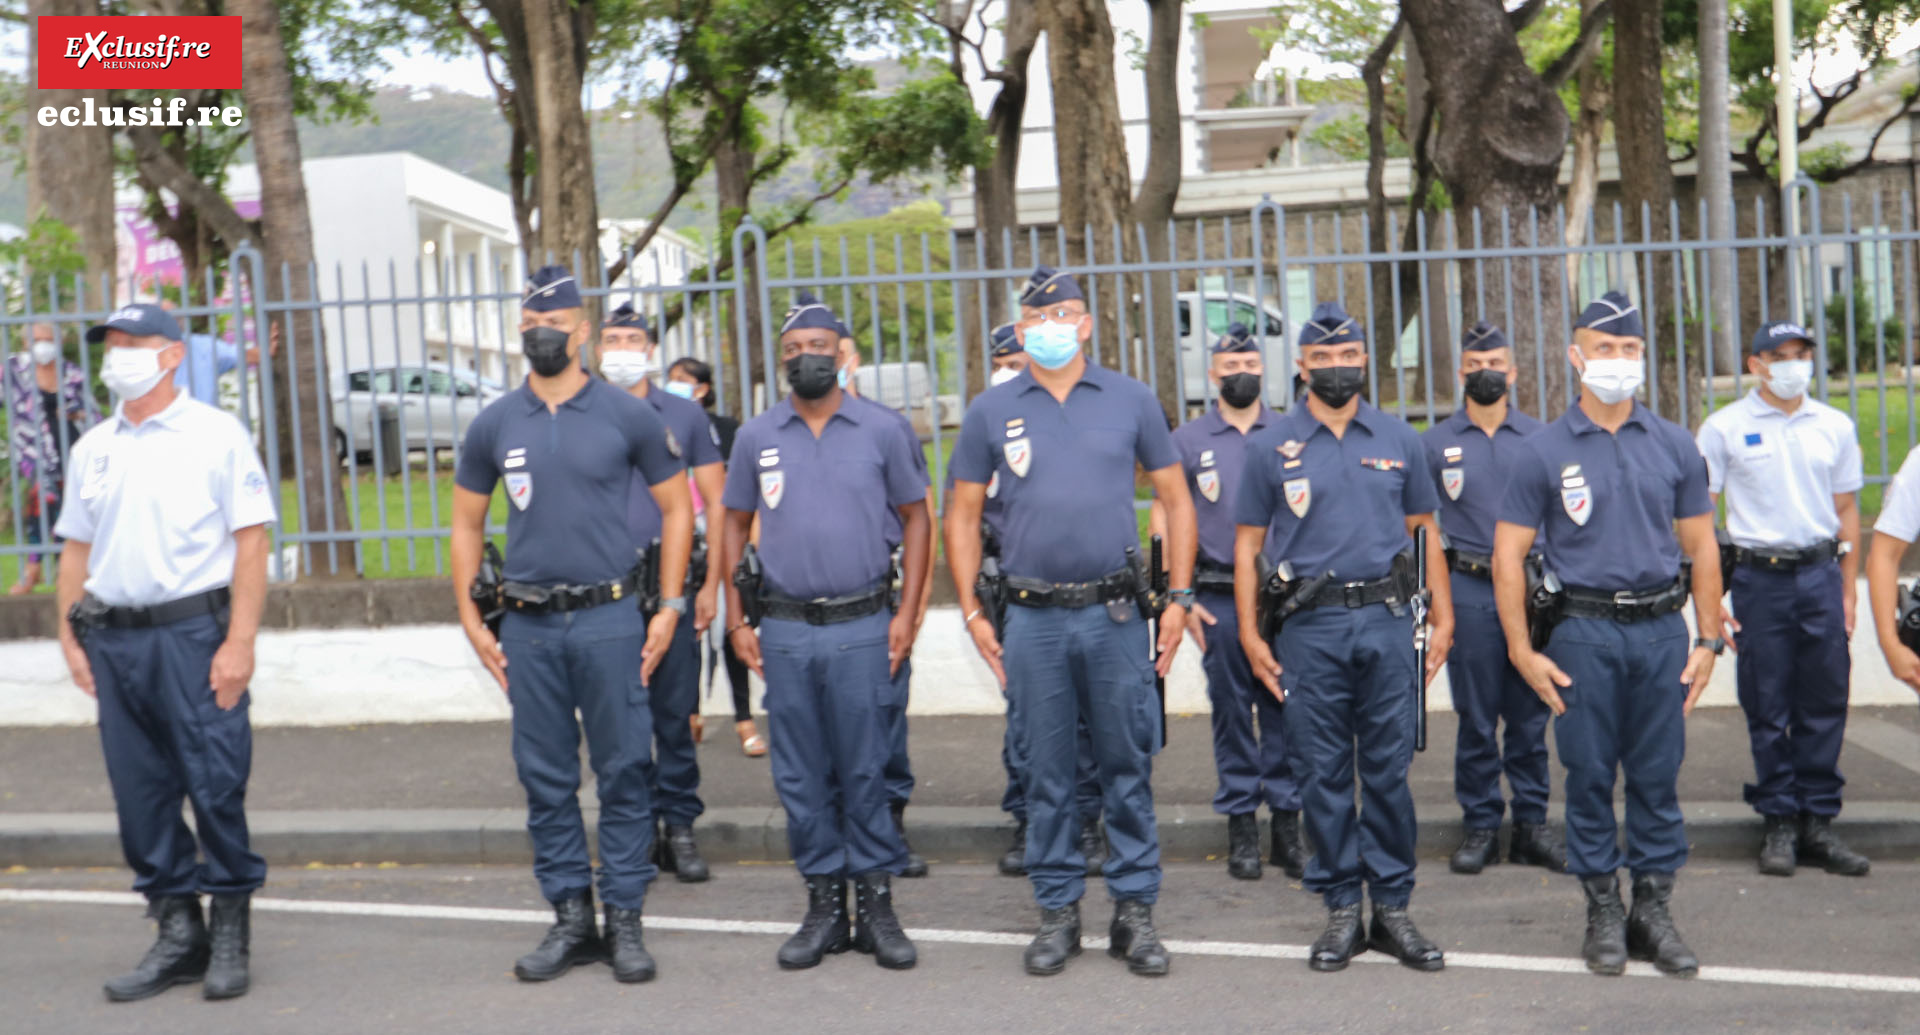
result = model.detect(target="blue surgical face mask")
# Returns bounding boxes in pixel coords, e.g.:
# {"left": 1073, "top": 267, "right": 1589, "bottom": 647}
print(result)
{"left": 837, "top": 365, "right": 850, "bottom": 390}
{"left": 663, "top": 380, "right": 697, "bottom": 400}
{"left": 1023, "top": 320, "right": 1081, "bottom": 370}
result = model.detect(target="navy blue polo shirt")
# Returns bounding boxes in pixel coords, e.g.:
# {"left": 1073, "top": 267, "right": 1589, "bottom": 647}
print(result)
{"left": 846, "top": 394, "right": 929, "bottom": 547}
{"left": 721, "top": 395, "right": 927, "bottom": 599}
{"left": 950, "top": 363, "right": 1179, "bottom": 583}
{"left": 1498, "top": 400, "right": 1713, "bottom": 592}
{"left": 624, "top": 379, "right": 724, "bottom": 547}
{"left": 1236, "top": 400, "right": 1438, "bottom": 581}
{"left": 1421, "top": 406, "right": 1546, "bottom": 556}
{"left": 456, "top": 378, "right": 686, "bottom": 585}
{"left": 942, "top": 449, "right": 1009, "bottom": 544}
{"left": 1171, "top": 405, "right": 1273, "bottom": 569}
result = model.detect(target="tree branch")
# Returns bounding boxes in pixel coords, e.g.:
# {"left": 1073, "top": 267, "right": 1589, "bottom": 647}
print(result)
{"left": 124, "top": 125, "right": 260, "bottom": 247}
{"left": 1509, "top": 0, "right": 1550, "bottom": 32}
{"left": 1541, "top": 0, "right": 1611, "bottom": 91}
{"left": 1827, "top": 87, "right": 1920, "bottom": 180}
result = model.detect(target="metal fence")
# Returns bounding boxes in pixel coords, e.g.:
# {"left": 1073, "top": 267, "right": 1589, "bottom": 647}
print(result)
{"left": 2, "top": 175, "right": 1915, "bottom": 584}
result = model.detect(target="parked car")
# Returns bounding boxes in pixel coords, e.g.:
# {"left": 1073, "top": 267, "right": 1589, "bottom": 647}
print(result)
{"left": 329, "top": 366, "right": 502, "bottom": 461}
{"left": 1172, "top": 291, "right": 1289, "bottom": 407}
{"left": 854, "top": 361, "right": 962, "bottom": 436}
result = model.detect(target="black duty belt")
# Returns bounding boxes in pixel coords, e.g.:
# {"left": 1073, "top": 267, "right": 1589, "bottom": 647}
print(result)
{"left": 1732, "top": 539, "right": 1842, "bottom": 572}
{"left": 761, "top": 583, "right": 891, "bottom": 625}
{"left": 1297, "top": 574, "right": 1401, "bottom": 611}
{"left": 1560, "top": 578, "right": 1689, "bottom": 624}
{"left": 503, "top": 573, "right": 639, "bottom": 615}
{"left": 1447, "top": 548, "right": 1494, "bottom": 579}
{"left": 95, "top": 586, "right": 231, "bottom": 629}
{"left": 1006, "top": 568, "right": 1134, "bottom": 609}
{"left": 1194, "top": 564, "right": 1237, "bottom": 596}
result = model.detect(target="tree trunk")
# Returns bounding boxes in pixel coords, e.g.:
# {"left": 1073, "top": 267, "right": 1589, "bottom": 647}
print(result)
{"left": 1040, "top": 0, "right": 1134, "bottom": 257}
{"left": 1134, "top": 0, "right": 1184, "bottom": 413}
{"left": 1698, "top": 0, "right": 1737, "bottom": 377}
{"left": 25, "top": 0, "right": 116, "bottom": 295}
{"left": 1563, "top": 0, "right": 1608, "bottom": 265}
{"left": 714, "top": 133, "right": 764, "bottom": 415}
{"left": 1363, "top": 18, "right": 1406, "bottom": 397}
{"left": 520, "top": 0, "right": 601, "bottom": 309}
{"left": 967, "top": 0, "right": 1038, "bottom": 395}
{"left": 1402, "top": 0, "right": 1571, "bottom": 419}
{"left": 1612, "top": 0, "right": 1688, "bottom": 424}
{"left": 233, "top": 0, "right": 357, "bottom": 576}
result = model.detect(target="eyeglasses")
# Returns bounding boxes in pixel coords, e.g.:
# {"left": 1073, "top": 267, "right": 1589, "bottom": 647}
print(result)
{"left": 1024, "top": 306, "right": 1085, "bottom": 324}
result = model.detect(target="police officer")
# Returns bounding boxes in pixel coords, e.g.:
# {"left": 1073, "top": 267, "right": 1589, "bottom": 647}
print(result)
{"left": 1234, "top": 301, "right": 1452, "bottom": 973}
{"left": 719, "top": 294, "right": 931, "bottom": 972}
{"left": 1867, "top": 447, "right": 1920, "bottom": 696}
{"left": 1153, "top": 321, "right": 1303, "bottom": 881}
{"left": 948, "top": 266, "right": 1195, "bottom": 979}
{"left": 599, "top": 301, "right": 728, "bottom": 882}
{"left": 452, "top": 265, "right": 694, "bottom": 984}
{"left": 1697, "top": 319, "right": 1869, "bottom": 878}
{"left": 55, "top": 303, "right": 275, "bottom": 1002}
{"left": 1420, "top": 321, "right": 1565, "bottom": 875}
{"left": 1492, "top": 291, "right": 1722, "bottom": 979}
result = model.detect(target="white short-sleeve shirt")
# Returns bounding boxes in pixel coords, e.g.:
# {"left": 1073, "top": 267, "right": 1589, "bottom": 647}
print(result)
{"left": 1876, "top": 448, "right": 1920, "bottom": 544}
{"left": 54, "top": 393, "right": 278, "bottom": 607}
{"left": 1696, "top": 390, "right": 1863, "bottom": 549}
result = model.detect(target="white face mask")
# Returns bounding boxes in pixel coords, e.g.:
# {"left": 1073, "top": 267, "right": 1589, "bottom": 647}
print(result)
{"left": 1765, "top": 358, "right": 1813, "bottom": 399}
{"left": 30, "top": 339, "right": 60, "bottom": 366}
{"left": 101, "top": 345, "right": 171, "bottom": 401}
{"left": 1578, "top": 356, "right": 1644, "bottom": 405}
{"left": 599, "top": 350, "right": 654, "bottom": 388}
{"left": 989, "top": 367, "right": 1019, "bottom": 387}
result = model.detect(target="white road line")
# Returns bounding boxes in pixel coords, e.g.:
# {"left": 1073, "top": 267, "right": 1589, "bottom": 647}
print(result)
{"left": 5, "top": 888, "right": 1918, "bottom": 994}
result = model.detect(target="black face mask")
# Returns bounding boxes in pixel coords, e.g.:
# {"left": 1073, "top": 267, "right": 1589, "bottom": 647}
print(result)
{"left": 1306, "top": 365, "right": 1367, "bottom": 408}
{"left": 522, "top": 326, "right": 573, "bottom": 378}
{"left": 1218, "top": 372, "right": 1262, "bottom": 409}
{"left": 1463, "top": 368, "right": 1510, "bottom": 406}
{"left": 785, "top": 353, "right": 839, "bottom": 400}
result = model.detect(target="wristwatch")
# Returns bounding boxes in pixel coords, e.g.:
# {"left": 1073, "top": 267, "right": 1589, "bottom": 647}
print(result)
{"left": 1693, "top": 636, "right": 1725, "bottom": 656}
{"left": 658, "top": 596, "right": 688, "bottom": 615}
{"left": 1167, "top": 588, "right": 1196, "bottom": 608}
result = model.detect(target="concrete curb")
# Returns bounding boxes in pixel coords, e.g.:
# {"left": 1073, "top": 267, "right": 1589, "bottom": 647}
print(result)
{"left": 7, "top": 802, "right": 1920, "bottom": 870}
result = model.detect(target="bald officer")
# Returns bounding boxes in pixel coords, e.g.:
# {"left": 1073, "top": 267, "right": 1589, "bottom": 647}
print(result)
{"left": 56, "top": 303, "right": 275, "bottom": 1002}
{"left": 1153, "top": 321, "right": 1303, "bottom": 882}
{"left": 948, "top": 266, "right": 1196, "bottom": 979}
{"left": 1420, "top": 321, "right": 1563, "bottom": 876}
{"left": 1235, "top": 301, "right": 1453, "bottom": 974}
{"left": 721, "top": 294, "right": 930, "bottom": 972}
{"left": 453, "top": 265, "right": 694, "bottom": 985}
{"left": 599, "top": 301, "right": 728, "bottom": 883}
{"left": 1493, "top": 291, "right": 1721, "bottom": 979}
{"left": 1698, "top": 320, "right": 1869, "bottom": 879}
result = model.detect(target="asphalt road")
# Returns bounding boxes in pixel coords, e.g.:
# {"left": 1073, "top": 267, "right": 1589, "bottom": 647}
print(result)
{"left": 4, "top": 860, "right": 1917, "bottom": 1034}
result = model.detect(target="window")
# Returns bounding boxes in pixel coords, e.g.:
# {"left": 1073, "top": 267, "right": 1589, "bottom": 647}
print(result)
{"left": 402, "top": 373, "right": 426, "bottom": 395}
{"left": 424, "top": 371, "right": 456, "bottom": 396}
{"left": 1176, "top": 302, "right": 1192, "bottom": 337}
{"left": 454, "top": 380, "right": 477, "bottom": 398}
{"left": 1203, "top": 301, "right": 1284, "bottom": 337}
{"left": 347, "top": 372, "right": 370, "bottom": 392}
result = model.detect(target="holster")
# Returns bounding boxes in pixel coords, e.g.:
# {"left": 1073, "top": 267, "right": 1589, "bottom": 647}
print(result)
{"left": 889, "top": 545, "right": 904, "bottom": 614}
{"left": 684, "top": 532, "right": 711, "bottom": 599}
{"left": 1524, "top": 554, "right": 1565, "bottom": 652}
{"left": 977, "top": 554, "right": 1009, "bottom": 639}
{"left": 1258, "top": 559, "right": 1328, "bottom": 642}
{"left": 470, "top": 541, "right": 506, "bottom": 639}
{"left": 733, "top": 543, "right": 766, "bottom": 628}
{"left": 638, "top": 538, "right": 663, "bottom": 620}
{"left": 1899, "top": 582, "right": 1920, "bottom": 653}
{"left": 66, "top": 594, "right": 111, "bottom": 649}
{"left": 1716, "top": 526, "right": 1737, "bottom": 590}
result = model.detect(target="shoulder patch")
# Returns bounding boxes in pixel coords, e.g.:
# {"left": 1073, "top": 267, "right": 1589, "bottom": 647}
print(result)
{"left": 663, "top": 428, "right": 682, "bottom": 458}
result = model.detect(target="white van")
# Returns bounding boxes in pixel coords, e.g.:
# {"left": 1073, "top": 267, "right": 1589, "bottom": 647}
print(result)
{"left": 1171, "top": 291, "right": 1289, "bottom": 407}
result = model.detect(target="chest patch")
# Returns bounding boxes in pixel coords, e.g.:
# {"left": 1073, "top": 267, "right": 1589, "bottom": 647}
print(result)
{"left": 761, "top": 470, "right": 785, "bottom": 510}
{"left": 1284, "top": 477, "right": 1311, "bottom": 518}
{"left": 79, "top": 454, "right": 110, "bottom": 501}
{"left": 1005, "top": 437, "right": 1033, "bottom": 477}
{"left": 1199, "top": 449, "right": 1215, "bottom": 468}
{"left": 505, "top": 472, "right": 533, "bottom": 511}
{"left": 1278, "top": 439, "right": 1304, "bottom": 460}
{"left": 1360, "top": 457, "right": 1405, "bottom": 472}
{"left": 1197, "top": 469, "right": 1220, "bottom": 503}
{"left": 1442, "top": 467, "right": 1464, "bottom": 500}
{"left": 1005, "top": 417, "right": 1025, "bottom": 439}
{"left": 1561, "top": 483, "right": 1592, "bottom": 526}
{"left": 759, "top": 447, "right": 779, "bottom": 467}
{"left": 1744, "top": 432, "right": 1763, "bottom": 447}
{"left": 1443, "top": 445, "right": 1464, "bottom": 462}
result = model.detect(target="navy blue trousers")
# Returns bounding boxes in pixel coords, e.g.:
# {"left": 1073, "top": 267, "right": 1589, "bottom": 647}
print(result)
{"left": 760, "top": 612, "right": 906, "bottom": 877}
{"left": 883, "top": 658, "right": 915, "bottom": 806}
{"left": 1545, "top": 614, "right": 1691, "bottom": 879}
{"left": 1000, "top": 704, "right": 1103, "bottom": 824}
{"left": 500, "top": 600, "right": 656, "bottom": 909}
{"left": 1275, "top": 603, "right": 1419, "bottom": 909}
{"left": 1731, "top": 562, "right": 1851, "bottom": 818}
{"left": 1446, "top": 573, "right": 1551, "bottom": 829}
{"left": 90, "top": 612, "right": 266, "bottom": 899}
{"left": 1003, "top": 603, "right": 1161, "bottom": 909}
{"left": 644, "top": 617, "right": 704, "bottom": 827}
{"left": 1198, "top": 590, "right": 1299, "bottom": 816}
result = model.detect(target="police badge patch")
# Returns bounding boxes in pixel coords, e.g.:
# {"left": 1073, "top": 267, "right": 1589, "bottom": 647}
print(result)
{"left": 1442, "top": 467, "right": 1464, "bottom": 500}
{"left": 1284, "top": 477, "right": 1310, "bottom": 518}
{"left": 761, "top": 470, "right": 786, "bottom": 510}
{"left": 987, "top": 471, "right": 1001, "bottom": 498}
{"left": 663, "top": 428, "right": 682, "bottom": 458}
{"left": 1005, "top": 437, "right": 1033, "bottom": 477}
{"left": 505, "top": 472, "right": 533, "bottom": 511}
{"left": 1197, "top": 469, "right": 1220, "bottom": 503}
{"left": 1561, "top": 484, "right": 1592, "bottom": 526}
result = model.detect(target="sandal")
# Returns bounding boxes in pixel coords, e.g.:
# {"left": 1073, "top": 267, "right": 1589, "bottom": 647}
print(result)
{"left": 690, "top": 714, "right": 705, "bottom": 744}
{"left": 736, "top": 720, "right": 768, "bottom": 758}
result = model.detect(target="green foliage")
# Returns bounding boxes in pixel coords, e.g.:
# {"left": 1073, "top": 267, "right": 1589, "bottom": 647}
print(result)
{"left": 0, "top": 218, "right": 88, "bottom": 314}
{"left": 1305, "top": 111, "right": 1409, "bottom": 163}
{"left": 1823, "top": 275, "right": 1907, "bottom": 371}
{"left": 820, "top": 72, "right": 992, "bottom": 188}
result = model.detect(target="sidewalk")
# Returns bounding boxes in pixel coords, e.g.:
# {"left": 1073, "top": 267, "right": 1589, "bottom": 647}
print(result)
{"left": 5, "top": 709, "right": 1919, "bottom": 869}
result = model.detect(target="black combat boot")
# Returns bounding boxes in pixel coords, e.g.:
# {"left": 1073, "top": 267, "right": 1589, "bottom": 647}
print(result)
{"left": 1107, "top": 899, "right": 1170, "bottom": 976}
{"left": 104, "top": 894, "right": 209, "bottom": 1002}
{"left": 602, "top": 904, "right": 657, "bottom": 983}
{"left": 203, "top": 893, "right": 251, "bottom": 1000}
{"left": 777, "top": 875, "right": 850, "bottom": 970}
{"left": 1579, "top": 874, "right": 1629, "bottom": 975}
{"left": 657, "top": 822, "right": 710, "bottom": 883}
{"left": 1079, "top": 817, "right": 1109, "bottom": 876}
{"left": 1758, "top": 814, "right": 1798, "bottom": 877}
{"left": 1368, "top": 905, "right": 1445, "bottom": 971}
{"left": 1509, "top": 821, "right": 1568, "bottom": 871}
{"left": 999, "top": 818, "right": 1029, "bottom": 877}
{"left": 1627, "top": 874, "right": 1699, "bottom": 978}
{"left": 1308, "top": 903, "right": 1365, "bottom": 972}
{"left": 1270, "top": 809, "right": 1306, "bottom": 879}
{"left": 1798, "top": 814, "right": 1871, "bottom": 876}
{"left": 850, "top": 872, "right": 916, "bottom": 970}
{"left": 514, "top": 891, "right": 607, "bottom": 981}
{"left": 1023, "top": 902, "right": 1081, "bottom": 976}
{"left": 891, "top": 801, "right": 928, "bottom": 879}
{"left": 1449, "top": 827, "right": 1500, "bottom": 874}
{"left": 1226, "top": 813, "right": 1262, "bottom": 880}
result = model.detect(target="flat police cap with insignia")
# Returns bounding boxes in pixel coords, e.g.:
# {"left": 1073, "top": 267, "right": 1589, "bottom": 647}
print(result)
{"left": 1213, "top": 320, "right": 1258, "bottom": 354}
{"left": 990, "top": 321, "right": 1023, "bottom": 357}
{"left": 523, "top": 264, "right": 583, "bottom": 312}
{"left": 781, "top": 290, "right": 841, "bottom": 334}
{"left": 1574, "top": 290, "right": 1645, "bottom": 339}
{"left": 1019, "top": 265, "right": 1085, "bottom": 308}
{"left": 606, "top": 301, "right": 649, "bottom": 334}
{"left": 1750, "top": 319, "right": 1814, "bottom": 354}
{"left": 1297, "top": 301, "right": 1363, "bottom": 347}
{"left": 1461, "top": 319, "right": 1509, "bottom": 352}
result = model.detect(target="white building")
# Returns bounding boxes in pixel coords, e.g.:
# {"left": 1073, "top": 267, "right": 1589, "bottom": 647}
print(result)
{"left": 598, "top": 217, "right": 714, "bottom": 369}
